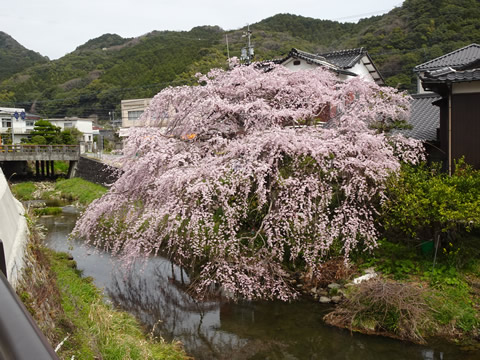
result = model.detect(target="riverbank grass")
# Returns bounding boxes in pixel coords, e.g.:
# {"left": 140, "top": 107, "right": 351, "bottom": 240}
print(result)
{"left": 10, "top": 178, "right": 108, "bottom": 207}
{"left": 10, "top": 181, "right": 36, "bottom": 200}
{"left": 54, "top": 177, "right": 107, "bottom": 205}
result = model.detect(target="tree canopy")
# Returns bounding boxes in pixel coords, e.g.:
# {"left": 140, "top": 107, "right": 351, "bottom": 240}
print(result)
{"left": 24, "top": 119, "right": 83, "bottom": 145}
{"left": 74, "top": 64, "right": 424, "bottom": 301}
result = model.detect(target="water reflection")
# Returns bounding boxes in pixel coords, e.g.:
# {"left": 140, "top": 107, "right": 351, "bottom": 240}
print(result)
{"left": 40, "top": 214, "right": 480, "bottom": 360}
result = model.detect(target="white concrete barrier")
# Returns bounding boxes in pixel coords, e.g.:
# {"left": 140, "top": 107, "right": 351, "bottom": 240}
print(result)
{"left": 0, "top": 168, "right": 29, "bottom": 287}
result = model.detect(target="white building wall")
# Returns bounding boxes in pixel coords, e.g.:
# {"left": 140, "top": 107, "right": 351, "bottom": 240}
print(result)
{"left": 282, "top": 58, "right": 319, "bottom": 72}
{"left": 452, "top": 82, "right": 480, "bottom": 94}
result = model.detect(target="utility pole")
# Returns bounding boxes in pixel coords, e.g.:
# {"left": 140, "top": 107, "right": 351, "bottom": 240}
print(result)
{"left": 226, "top": 34, "right": 230, "bottom": 61}
{"left": 241, "top": 24, "right": 254, "bottom": 64}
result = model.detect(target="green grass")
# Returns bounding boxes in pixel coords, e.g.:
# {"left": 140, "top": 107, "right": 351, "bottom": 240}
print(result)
{"left": 55, "top": 178, "right": 108, "bottom": 205}
{"left": 54, "top": 161, "right": 70, "bottom": 175}
{"left": 10, "top": 181, "right": 36, "bottom": 200}
{"left": 48, "top": 250, "right": 187, "bottom": 360}
{"left": 33, "top": 207, "right": 63, "bottom": 216}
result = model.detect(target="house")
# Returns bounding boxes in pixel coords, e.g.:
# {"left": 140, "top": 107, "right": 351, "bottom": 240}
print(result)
{"left": 46, "top": 117, "right": 94, "bottom": 143}
{"left": 279, "top": 48, "right": 385, "bottom": 85}
{"left": 408, "top": 44, "right": 480, "bottom": 172}
{"left": 413, "top": 44, "right": 480, "bottom": 94}
{"left": 120, "top": 98, "right": 173, "bottom": 138}
{"left": 0, "top": 107, "right": 41, "bottom": 144}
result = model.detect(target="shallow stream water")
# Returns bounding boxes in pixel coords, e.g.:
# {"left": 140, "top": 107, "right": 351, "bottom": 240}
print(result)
{"left": 40, "top": 213, "right": 480, "bottom": 360}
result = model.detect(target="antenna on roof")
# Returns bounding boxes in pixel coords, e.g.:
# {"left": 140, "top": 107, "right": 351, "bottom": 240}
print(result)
{"left": 241, "top": 24, "right": 254, "bottom": 64}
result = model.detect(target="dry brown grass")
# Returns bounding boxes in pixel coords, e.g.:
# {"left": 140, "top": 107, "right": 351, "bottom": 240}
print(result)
{"left": 324, "top": 279, "right": 433, "bottom": 343}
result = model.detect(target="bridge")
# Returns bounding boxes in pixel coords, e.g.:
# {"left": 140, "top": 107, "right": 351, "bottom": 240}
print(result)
{"left": 0, "top": 145, "right": 80, "bottom": 177}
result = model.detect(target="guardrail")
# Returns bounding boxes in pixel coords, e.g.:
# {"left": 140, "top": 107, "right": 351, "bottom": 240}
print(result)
{"left": 0, "top": 145, "right": 80, "bottom": 161}
{"left": 0, "top": 145, "right": 79, "bottom": 154}
{"left": 0, "top": 239, "right": 59, "bottom": 359}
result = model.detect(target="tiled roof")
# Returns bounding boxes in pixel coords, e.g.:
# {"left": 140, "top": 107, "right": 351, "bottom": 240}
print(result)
{"left": 396, "top": 94, "right": 440, "bottom": 141}
{"left": 423, "top": 68, "right": 480, "bottom": 83}
{"left": 284, "top": 48, "right": 357, "bottom": 76}
{"left": 319, "top": 48, "right": 366, "bottom": 69}
{"left": 414, "top": 44, "right": 480, "bottom": 72}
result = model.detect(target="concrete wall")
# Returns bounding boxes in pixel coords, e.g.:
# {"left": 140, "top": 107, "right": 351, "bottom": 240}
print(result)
{"left": 75, "top": 155, "right": 121, "bottom": 187}
{"left": 0, "top": 168, "right": 28, "bottom": 287}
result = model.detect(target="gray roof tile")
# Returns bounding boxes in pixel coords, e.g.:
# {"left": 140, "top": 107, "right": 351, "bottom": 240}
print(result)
{"left": 414, "top": 44, "right": 480, "bottom": 72}
{"left": 396, "top": 94, "right": 440, "bottom": 141}
{"left": 423, "top": 68, "right": 480, "bottom": 83}
{"left": 319, "top": 48, "right": 366, "bottom": 69}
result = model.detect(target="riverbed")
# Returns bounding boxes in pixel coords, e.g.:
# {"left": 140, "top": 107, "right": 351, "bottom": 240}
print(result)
{"left": 40, "top": 213, "right": 480, "bottom": 360}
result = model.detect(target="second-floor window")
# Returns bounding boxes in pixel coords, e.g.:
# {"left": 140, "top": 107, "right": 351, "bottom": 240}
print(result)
{"left": 128, "top": 111, "right": 144, "bottom": 121}
{"left": 26, "top": 120, "right": 35, "bottom": 127}
{"left": 2, "top": 119, "right": 12, "bottom": 128}
{"left": 64, "top": 122, "right": 73, "bottom": 128}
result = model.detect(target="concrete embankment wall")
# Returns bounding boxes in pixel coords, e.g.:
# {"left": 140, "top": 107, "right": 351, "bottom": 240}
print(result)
{"left": 0, "top": 168, "right": 29, "bottom": 287}
{"left": 74, "top": 155, "right": 121, "bottom": 187}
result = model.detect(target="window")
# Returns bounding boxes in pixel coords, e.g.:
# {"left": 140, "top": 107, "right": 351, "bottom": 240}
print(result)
{"left": 26, "top": 120, "right": 35, "bottom": 127}
{"left": 2, "top": 119, "right": 12, "bottom": 128}
{"left": 64, "top": 122, "right": 73, "bottom": 128}
{"left": 128, "top": 110, "right": 144, "bottom": 121}
{"left": 293, "top": 60, "right": 301, "bottom": 66}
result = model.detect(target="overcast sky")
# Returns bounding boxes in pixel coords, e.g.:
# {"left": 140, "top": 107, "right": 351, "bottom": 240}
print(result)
{"left": 2, "top": 0, "right": 402, "bottom": 60}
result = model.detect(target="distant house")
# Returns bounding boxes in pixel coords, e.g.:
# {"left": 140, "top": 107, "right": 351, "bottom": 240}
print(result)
{"left": 279, "top": 48, "right": 384, "bottom": 85}
{"left": 119, "top": 98, "right": 173, "bottom": 138}
{"left": 46, "top": 117, "right": 94, "bottom": 143}
{"left": 0, "top": 107, "right": 41, "bottom": 144}
{"left": 407, "top": 44, "right": 480, "bottom": 171}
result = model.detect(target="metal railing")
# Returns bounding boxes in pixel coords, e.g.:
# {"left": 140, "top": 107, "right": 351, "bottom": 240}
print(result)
{"left": 0, "top": 144, "right": 79, "bottom": 154}
{"left": 0, "top": 239, "right": 59, "bottom": 359}
{"left": 0, "top": 145, "right": 80, "bottom": 162}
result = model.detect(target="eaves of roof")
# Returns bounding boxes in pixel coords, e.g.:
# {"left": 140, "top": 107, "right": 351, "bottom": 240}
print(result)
{"left": 414, "top": 44, "right": 480, "bottom": 72}
{"left": 421, "top": 68, "right": 480, "bottom": 83}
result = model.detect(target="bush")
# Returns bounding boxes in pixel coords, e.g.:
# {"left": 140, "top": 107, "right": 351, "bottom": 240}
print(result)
{"left": 324, "top": 279, "right": 432, "bottom": 343}
{"left": 382, "top": 160, "right": 480, "bottom": 245}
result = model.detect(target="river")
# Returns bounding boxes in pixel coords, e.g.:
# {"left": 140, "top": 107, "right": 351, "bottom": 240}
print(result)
{"left": 40, "top": 213, "right": 480, "bottom": 360}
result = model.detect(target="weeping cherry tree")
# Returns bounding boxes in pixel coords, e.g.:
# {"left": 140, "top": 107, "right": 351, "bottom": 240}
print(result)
{"left": 74, "top": 63, "right": 424, "bottom": 300}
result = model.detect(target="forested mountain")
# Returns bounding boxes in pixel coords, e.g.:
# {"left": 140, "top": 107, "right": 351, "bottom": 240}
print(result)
{"left": 0, "top": 0, "right": 479, "bottom": 121}
{"left": 0, "top": 32, "right": 48, "bottom": 82}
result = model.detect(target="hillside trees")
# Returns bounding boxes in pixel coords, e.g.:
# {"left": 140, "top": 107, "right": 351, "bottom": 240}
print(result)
{"left": 74, "top": 64, "right": 424, "bottom": 301}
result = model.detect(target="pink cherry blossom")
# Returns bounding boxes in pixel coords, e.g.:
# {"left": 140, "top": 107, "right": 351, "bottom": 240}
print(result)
{"left": 73, "top": 63, "right": 424, "bottom": 301}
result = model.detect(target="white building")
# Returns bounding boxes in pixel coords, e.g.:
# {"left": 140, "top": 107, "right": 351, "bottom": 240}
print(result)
{"left": 46, "top": 117, "right": 94, "bottom": 143}
{"left": 0, "top": 107, "right": 41, "bottom": 144}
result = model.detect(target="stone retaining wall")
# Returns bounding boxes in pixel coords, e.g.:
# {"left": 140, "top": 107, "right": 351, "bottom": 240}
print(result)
{"left": 75, "top": 155, "right": 121, "bottom": 187}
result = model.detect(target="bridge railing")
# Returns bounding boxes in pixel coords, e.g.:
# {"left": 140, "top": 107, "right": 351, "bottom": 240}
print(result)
{"left": 0, "top": 144, "right": 79, "bottom": 154}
